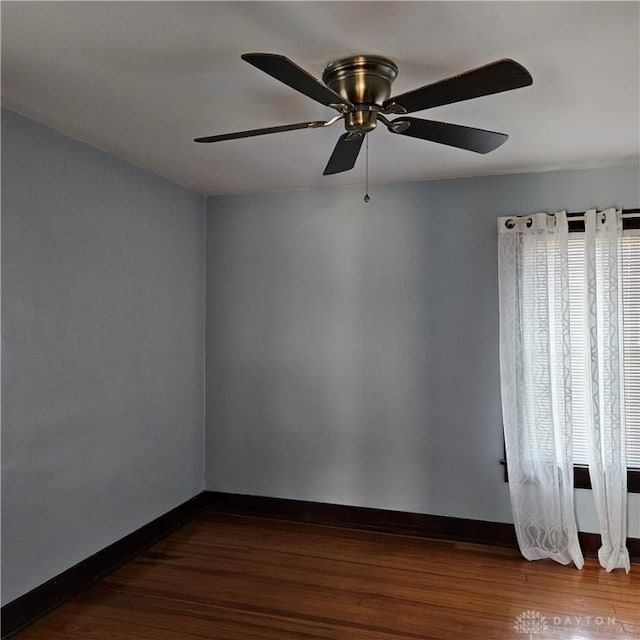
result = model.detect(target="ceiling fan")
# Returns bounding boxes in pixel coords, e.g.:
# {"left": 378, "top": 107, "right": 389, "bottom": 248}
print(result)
{"left": 194, "top": 53, "right": 533, "bottom": 176}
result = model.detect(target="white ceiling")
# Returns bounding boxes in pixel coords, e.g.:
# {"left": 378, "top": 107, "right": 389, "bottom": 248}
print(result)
{"left": 2, "top": 1, "right": 639, "bottom": 195}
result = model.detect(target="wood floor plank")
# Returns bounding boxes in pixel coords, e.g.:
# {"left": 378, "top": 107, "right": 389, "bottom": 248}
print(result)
{"left": 14, "top": 514, "right": 639, "bottom": 640}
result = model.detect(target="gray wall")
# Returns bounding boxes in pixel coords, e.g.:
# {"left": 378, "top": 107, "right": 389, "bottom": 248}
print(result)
{"left": 1, "top": 109, "right": 206, "bottom": 605}
{"left": 3, "top": 106, "right": 639, "bottom": 607}
{"left": 205, "top": 164, "right": 640, "bottom": 536}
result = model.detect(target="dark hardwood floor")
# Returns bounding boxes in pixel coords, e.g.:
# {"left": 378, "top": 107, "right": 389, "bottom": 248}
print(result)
{"left": 16, "top": 513, "right": 639, "bottom": 639}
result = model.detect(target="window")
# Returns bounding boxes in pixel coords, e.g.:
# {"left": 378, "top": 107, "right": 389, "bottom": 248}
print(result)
{"left": 500, "top": 213, "right": 640, "bottom": 492}
{"left": 567, "top": 229, "right": 640, "bottom": 469}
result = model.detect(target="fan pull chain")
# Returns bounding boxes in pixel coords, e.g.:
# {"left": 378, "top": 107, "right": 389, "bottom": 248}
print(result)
{"left": 364, "top": 134, "right": 370, "bottom": 203}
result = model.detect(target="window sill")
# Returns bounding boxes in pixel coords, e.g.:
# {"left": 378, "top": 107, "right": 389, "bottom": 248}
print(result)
{"left": 499, "top": 460, "right": 640, "bottom": 493}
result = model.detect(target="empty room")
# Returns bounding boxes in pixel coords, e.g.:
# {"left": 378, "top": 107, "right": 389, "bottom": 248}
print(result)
{"left": 1, "top": 2, "right": 639, "bottom": 638}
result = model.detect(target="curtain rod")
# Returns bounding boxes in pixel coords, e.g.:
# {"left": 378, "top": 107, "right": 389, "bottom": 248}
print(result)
{"left": 565, "top": 208, "right": 640, "bottom": 219}
{"left": 505, "top": 209, "right": 640, "bottom": 230}
{"left": 508, "top": 209, "right": 640, "bottom": 223}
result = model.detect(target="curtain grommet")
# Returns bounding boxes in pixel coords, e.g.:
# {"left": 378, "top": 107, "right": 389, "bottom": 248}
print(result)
{"left": 526, "top": 218, "right": 533, "bottom": 228}
{"left": 505, "top": 218, "right": 515, "bottom": 229}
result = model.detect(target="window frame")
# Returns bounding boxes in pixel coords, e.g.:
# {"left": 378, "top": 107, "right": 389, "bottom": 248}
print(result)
{"left": 500, "top": 459, "right": 640, "bottom": 493}
{"left": 500, "top": 208, "right": 640, "bottom": 494}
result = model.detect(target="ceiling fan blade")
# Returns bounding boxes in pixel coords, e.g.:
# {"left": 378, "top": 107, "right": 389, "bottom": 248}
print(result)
{"left": 242, "top": 53, "right": 352, "bottom": 110}
{"left": 194, "top": 120, "right": 322, "bottom": 143}
{"left": 323, "top": 132, "right": 365, "bottom": 175}
{"left": 390, "top": 117, "right": 508, "bottom": 154}
{"left": 383, "top": 59, "right": 532, "bottom": 114}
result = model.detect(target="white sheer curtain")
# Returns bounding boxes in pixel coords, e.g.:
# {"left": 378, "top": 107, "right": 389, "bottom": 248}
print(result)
{"left": 498, "top": 212, "right": 584, "bottom": 568}
{"left": 584, "top": 208, "right": 630, "bottom": 572}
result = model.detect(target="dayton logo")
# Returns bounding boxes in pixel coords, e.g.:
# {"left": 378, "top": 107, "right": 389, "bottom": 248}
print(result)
{"left": 514, "top": 610, "right": 549, "bottom": 639}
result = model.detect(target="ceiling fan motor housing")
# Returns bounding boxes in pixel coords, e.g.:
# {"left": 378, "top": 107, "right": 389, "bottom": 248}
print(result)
{"left": 322, "top": 55, "right": 398, "bottom": 132}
